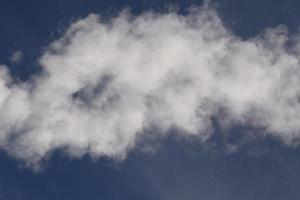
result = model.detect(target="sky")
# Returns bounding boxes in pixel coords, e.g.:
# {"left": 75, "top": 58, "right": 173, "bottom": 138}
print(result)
{"left": 1, "top": 0, "right": 300, "bottom": 200}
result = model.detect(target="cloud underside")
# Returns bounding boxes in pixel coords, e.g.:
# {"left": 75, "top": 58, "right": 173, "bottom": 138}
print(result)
{"left": 0, "top": 7, "right": 300, "bottom": 165}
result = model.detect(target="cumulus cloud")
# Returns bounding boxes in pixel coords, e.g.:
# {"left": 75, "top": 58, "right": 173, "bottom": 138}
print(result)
{"left": 0, "top": 6, "right": 300, "bottom": 165}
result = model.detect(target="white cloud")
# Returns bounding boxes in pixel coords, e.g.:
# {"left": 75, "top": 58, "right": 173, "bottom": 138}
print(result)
{"left": 0, "top": 7, "right": 300, "bottom": 165}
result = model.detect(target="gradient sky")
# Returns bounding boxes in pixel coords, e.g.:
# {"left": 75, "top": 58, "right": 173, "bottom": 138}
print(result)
{"left": 1, "top": 0, "right": 300, "bottom": 200}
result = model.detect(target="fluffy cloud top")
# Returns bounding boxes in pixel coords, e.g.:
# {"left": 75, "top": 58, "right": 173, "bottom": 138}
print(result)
{"left": 0, "top": 7, "right": 300, "bottom": 165}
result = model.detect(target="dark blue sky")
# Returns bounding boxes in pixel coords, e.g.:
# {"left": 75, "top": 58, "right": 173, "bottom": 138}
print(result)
{"left": 1, "top": 0, "right": 300, "bottom": 200}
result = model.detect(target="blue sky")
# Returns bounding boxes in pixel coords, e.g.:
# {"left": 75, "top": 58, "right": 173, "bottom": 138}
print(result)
{"left": 1, "top": 0, "right": 300, "bottom": 200}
